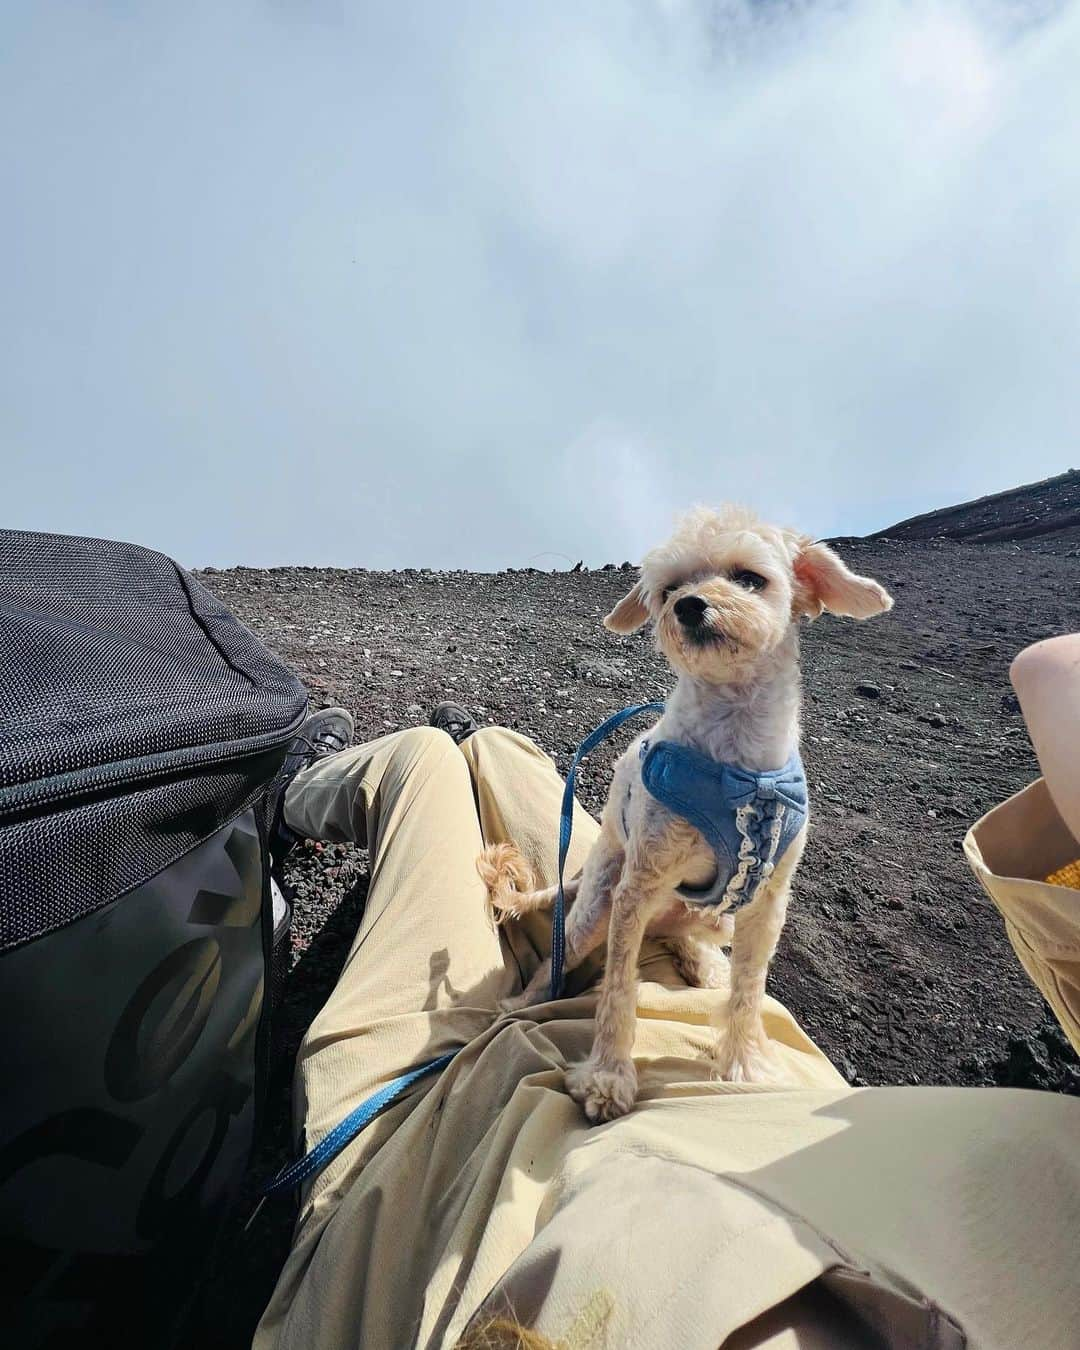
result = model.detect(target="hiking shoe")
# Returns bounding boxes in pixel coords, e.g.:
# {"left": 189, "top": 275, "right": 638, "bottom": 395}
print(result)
{"left": 429, "top": 701, "right": 479, "bottom": 745}
{"left": 270, "top": 706, "right": 354, "bottom": 865}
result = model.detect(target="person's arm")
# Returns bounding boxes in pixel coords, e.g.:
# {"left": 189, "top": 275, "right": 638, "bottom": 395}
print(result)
{"left": 1010, "top": 634, "right": 1080, "bottom": 846}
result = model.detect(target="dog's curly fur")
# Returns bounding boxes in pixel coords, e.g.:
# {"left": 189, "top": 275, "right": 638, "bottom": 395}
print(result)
{"left": 479, "top": 504, "right": 893, "bottom": 1122}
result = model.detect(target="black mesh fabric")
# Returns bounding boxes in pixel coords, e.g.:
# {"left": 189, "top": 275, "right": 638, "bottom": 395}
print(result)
{"left": 0, "top": 530, "right": 307, "bottom": 790}
{"left": 0, "top": 530, "right": 308, "bottom": 950}
{"left": 0, "top": 753, "right": 283, "bottom": 951}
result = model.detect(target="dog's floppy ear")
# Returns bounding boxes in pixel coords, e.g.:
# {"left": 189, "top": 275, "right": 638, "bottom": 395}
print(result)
{"left": 793, "top": 540, "right": 893, "bottom": 620}
{"left": 604, "top": 581, "right": 650, "bottom": 633}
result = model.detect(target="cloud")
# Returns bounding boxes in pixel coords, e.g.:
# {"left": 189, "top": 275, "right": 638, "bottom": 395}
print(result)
{"left": 2, "top": 0, "right": 1078, "bottom": 566}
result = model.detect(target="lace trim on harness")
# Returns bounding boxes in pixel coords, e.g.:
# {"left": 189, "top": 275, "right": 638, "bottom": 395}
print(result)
{"left": 762, "top": 801, "right": 786, "bottom": 881}
{"left": 723, "top": 802, "right": 759, "bottom": 907}
{"left": 683, "top": 798, "right": 789, "bottom": 917}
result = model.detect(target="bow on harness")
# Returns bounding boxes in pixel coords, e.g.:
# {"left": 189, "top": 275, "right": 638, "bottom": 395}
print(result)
{"left": 250, "top": 702, "right": 806, "bottom": 1216}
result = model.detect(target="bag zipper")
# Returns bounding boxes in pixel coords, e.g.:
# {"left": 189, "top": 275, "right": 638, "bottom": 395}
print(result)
{"left": 0, "top": 707, "right": 308, "bottom": 823}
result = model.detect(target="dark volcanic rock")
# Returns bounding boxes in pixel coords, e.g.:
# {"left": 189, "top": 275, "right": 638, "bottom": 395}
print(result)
{"left": 571, "top": 654, "right": 632, "bottom": 688}
{"left": 991, "top": 1018, "right": 1080, "bottom": 1094}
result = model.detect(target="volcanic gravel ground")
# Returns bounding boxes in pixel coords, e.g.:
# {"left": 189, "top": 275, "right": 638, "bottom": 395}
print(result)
{"left": 192, "top": 534, "right": 1078, "bottom": 1347}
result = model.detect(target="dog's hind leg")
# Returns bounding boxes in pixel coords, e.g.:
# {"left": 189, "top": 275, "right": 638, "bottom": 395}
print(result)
{"left": 668, "top": 931, "right": 730, "bottom": 990}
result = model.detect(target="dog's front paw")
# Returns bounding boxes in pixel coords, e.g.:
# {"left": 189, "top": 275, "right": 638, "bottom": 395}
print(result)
{"left": 565, "top": 1057, "right": 638, "bottom": 1123}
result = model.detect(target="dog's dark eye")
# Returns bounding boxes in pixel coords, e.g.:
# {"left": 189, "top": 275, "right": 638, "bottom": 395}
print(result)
{"left": 661, "top": 587, "right": 674, "bottom": 601}
{"left": 732, "top": 569, "right": 767, "bottom": 591}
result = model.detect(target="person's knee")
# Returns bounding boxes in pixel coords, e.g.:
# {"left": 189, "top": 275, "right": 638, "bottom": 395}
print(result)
{"left": 352, "top": 725, "right": 469, "bottom": 810}
{"left": 1010, "top": 633, "right": 1080, "bottom": 694}
{"left": 468, "top": 724, "right": 549, "bottom": 759}
{"left": 466, "top": 725, "right": 502, "bottom": 749}
{"left": 336, "top": 726, "right": 467, "bottom": 809}
{"left": 395, "top": 724, "right": 462, "bottom": 762}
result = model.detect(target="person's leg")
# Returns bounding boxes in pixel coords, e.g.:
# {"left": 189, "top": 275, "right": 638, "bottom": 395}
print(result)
{"left": 730, "top": 1084, "right": 1080, "bottom": 1349}
{"left": 283, "top": 726, "right": 515, "bottom": 1210}
{"left": 459, "top": 726, "right": 685, "bottom": 993}
{"left": 457, "top": 726, "right": 598, "bottom": 886}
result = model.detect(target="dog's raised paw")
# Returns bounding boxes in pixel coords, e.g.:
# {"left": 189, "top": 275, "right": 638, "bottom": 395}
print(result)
{"left": 565, "top": 1058, "right": 638, "bottom": 1123}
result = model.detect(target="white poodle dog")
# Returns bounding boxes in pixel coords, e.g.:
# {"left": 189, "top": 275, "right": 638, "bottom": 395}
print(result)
{"left": 480, "top": 505, "right": 893, "bottom": 1122}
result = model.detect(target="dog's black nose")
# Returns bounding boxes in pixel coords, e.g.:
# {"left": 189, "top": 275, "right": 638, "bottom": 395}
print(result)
{"left": 674, "top": 595, "right": 708, "bottom": 626}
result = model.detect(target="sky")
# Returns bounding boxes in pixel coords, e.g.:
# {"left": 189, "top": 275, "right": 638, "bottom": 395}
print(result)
{"left": 2, "top": 0, "right": 1078, "bottom": 569}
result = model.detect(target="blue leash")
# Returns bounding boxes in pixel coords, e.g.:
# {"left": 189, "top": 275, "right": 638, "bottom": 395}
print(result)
{"left": 246, "top": 1050, "right": 457, "bottom": 1226}
{"left": 249, "top": 701, "right": 664, "bottom": 1223}
{"left": 549, "top": 700, "right": 665, "bottom": 999}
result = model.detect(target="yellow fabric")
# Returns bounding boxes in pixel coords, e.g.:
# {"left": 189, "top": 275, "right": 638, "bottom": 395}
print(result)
{"left": 254, "top": 727, "right": 1080, "bottom": 1350}
{"left": 1046, "top": 858, "right": 1080, "bottom": 891}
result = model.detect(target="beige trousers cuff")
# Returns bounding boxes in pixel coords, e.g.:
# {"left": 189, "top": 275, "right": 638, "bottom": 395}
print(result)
{"left": 964, "top": 777, "right": 1080, "bottom": 1054}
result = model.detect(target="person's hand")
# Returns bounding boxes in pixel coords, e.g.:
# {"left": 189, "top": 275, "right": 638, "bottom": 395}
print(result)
{"left": 1010, "top": 634, "right": 1080, "bottom": 845}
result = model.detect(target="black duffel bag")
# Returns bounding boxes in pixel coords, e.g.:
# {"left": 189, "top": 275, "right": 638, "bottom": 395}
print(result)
{"left": 0, "top": 530, "right": 308, "bottom": 1348}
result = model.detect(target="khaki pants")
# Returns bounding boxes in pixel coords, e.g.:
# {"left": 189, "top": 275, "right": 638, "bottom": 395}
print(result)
{"left": 255, "top": 727, "right": 1080, "bottom": 1350}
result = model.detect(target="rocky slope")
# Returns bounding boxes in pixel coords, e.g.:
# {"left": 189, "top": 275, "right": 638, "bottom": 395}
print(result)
{"left": 873, "top": 467, "right": 1080, "bottom": 548}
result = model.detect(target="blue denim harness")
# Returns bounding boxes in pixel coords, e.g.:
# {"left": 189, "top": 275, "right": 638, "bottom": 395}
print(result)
{"left": 624, "top": 738, "right": 808, "bottom": 910}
